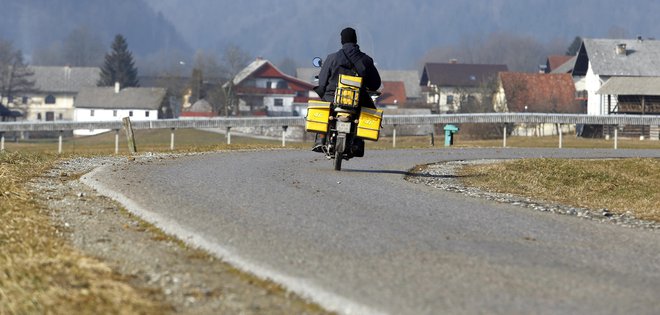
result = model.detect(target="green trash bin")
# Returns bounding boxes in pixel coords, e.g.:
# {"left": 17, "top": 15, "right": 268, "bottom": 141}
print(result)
{"left": 444, "top": 124, "right": 459, "bottom": 147}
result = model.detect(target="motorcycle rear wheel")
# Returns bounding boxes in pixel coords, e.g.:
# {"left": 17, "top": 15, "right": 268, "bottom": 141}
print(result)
{"left": 334, "top": 149, "right": 342, "bottom": 171}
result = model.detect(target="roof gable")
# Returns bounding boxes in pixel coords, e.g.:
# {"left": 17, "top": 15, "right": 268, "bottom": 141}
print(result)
{"left": 421, "top": 63, "right": 508, "bottom": 87}
{"left": 499, "top": 72, "right": 578, "bottom": 113}
{"left": 546, "top": 55, "right": 573, "bottom": 72}
{"left": 75, "top": 87, "right": 166, "bottom": 110}
{"left": 30, "top": 66, "right": 100, "bottom": 93}
{"left": 578, "top": 38, "right": 660, "bottom": 76}
{"left": 232, "top": 58, "right": 314, "bottom": 90}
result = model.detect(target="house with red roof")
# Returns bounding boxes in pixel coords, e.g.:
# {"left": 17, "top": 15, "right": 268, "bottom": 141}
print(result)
{"left": 225, "top": 58, "right": 315, "bottom": 116}
{"left": 376, "top": 81, "right": 407, "bottom": 107}
{"left": 495, "top": 72, "right": 580, "bottom": 136}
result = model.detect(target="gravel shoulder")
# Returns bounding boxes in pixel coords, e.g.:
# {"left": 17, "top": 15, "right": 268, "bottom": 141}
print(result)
{"left": 29, "top": 152, "right": 332, "bottom": 315}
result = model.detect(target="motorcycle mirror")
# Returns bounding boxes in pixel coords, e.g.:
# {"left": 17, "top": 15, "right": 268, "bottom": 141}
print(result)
{"left": 312, "top": 57, "right": 323, "bottom": 67}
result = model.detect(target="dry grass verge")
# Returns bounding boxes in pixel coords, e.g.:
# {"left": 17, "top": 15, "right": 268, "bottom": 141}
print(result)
{"left": 0, "top": 151, "right": 170, "bottom": 314}
{"left": 459, "top": 158, "right": 660, "bottom": 222}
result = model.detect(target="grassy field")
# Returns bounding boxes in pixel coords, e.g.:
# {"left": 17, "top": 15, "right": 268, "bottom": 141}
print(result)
{"left": 1, "top": 129, "right": 659, "bottom": 312}
{"left": 459, "top": 158, "right": 660, "bottom": 222}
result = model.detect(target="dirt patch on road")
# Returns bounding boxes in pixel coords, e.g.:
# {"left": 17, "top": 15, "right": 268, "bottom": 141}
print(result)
{"left": 29, "top": 154, "right": 332, "bottom": 315}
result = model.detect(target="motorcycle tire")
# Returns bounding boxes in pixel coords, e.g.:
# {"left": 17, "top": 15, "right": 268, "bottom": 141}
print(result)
{"left": 334, "top": 135, "right": 345, "bottom": 171}
{"left": 334, "top": 148, "right": 342, "bottom": 171}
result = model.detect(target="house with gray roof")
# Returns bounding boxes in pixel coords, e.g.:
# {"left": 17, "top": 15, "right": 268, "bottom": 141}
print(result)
{"left": 420, "top": 62, "right": 508, "bottom": 113}
{"left": 573, "top": 38, "right": 660, "bottom": 116}
{"left": 73, "top": 84, "right": 166, "bottom": 136}
{"left": 16, "top": 66, "right": 100, "bottom": 122}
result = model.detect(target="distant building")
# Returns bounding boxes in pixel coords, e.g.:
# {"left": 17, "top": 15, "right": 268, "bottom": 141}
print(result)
{"left": 180, "top": 98, "right": 216, "bottom": 118}
{"left": 0, "top": 103, "right": 21, "bottom": 122}
{"left": 7, "top": 66, "right": 100, "bottom": 122}
{"left": 73, "top": 84, "right": 166, "bottom": 136}
{"left": 495, "top": 72, "right": 579, "bottom": 113}
{"left": 495, "top": 72, "right": 580, "bottom": 136}
{"left": 573, "top": 38, "right": 660, "bottom": 116}
{"left": 227, "top": 58, "right": 315, "bottom": 117}
{"left": 376, "top": 81, "right": 407, "bottom": 108}
{"left": 420, "top": 62, "right": 508, "bottom": 113}
{"left": 544, "top": 55, "right": 574, "bottom": 74}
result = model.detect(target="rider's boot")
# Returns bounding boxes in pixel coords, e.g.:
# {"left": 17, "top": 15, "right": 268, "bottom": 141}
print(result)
{"left": 312, "top": 134, "right": 325, "bottom": 152}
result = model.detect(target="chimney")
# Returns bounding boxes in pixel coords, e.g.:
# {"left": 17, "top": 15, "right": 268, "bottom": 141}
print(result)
{"left": 615, "top": 43, "right": 627, "bottom": 56}
{"left": 114, "top": 82, "right": 120, "bottom": 93}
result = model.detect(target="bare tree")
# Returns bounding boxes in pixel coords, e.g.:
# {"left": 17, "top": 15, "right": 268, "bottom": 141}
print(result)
{"left": 62, "top": 26, "right": 105, "bottom": 67}
{"left": 219, "top": 44, "right": 251, "bottom": 116}
{"left": 0, "top": 39, "right": 35, "bottom": 114}
{"left": 421, "top": 32, "right": 559, "bottom": 72}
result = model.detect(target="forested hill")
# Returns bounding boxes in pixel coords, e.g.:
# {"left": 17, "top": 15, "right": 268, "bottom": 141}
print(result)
{"left": 4, "top": 0, "right": 660, "bottom": 71}
{"left": 0, "top": 0, "right": 190, "bottom": 64}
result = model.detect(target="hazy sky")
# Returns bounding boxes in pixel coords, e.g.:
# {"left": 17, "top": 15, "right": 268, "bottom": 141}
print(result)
{"left": 144, "top": 0, "right": 660, "bottom": 69}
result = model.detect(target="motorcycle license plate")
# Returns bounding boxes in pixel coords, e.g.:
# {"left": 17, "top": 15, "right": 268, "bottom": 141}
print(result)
{"left": 336, "top": 121, "right": 351, "bottom": 133}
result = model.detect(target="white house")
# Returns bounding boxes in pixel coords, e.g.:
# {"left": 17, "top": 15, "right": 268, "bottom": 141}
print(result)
{"left": 73, "top": 84, "right": 166, "bottom": 136}
{"left": 420, "top": 62, "right": 508, "bottom": 113}
{"left": 573, "top": 38, "right": 660, "bottom": 115}
{"left": 7, "top": 66, "right": 100, "bottom": 121}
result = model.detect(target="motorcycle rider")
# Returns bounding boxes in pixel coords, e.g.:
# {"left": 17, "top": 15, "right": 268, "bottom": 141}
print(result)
{"left": 312, "top": 27, "right": 381, "bottom": 152}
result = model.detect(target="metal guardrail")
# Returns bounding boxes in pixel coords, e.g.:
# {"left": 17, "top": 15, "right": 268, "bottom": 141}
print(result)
{"left": 1, "top": 113, "right": 660, "bottom": 132}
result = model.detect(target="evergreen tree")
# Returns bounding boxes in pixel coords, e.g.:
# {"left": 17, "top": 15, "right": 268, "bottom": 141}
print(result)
{"left": 566, "top": 36, "right": 583, "bottom": 56}
{"left": 98, "top": 34, "right": 139, "bottom": 87}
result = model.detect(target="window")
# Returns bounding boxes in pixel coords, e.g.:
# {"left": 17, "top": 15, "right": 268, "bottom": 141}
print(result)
{"left": 446, "top": 95, "right": 454, "bottom": 105}
{"left": 58, "top": 113, "right": 63, "bottom": 120}
{"left": 129, "top": 111, "right": 133, "bottom": 117}
{"left": 22, "top": 96, "right": 28, "bottom": 104}
{"left": 37, "top": 113, "right": 42, "bottom": 120}
{"left": 113, "top": 110, "right": 117, "bottom": 117}
{"left": 274, "top": 98, "right": 283, "bottom": 107}
{"left": 145, "top": 111, "right": 150, "bottom": 117}
{"left": 45, "top": 112, "right": 54, "bottom": 121}
{"left": 266, "top": 81, "right": 272, "bottom": 89}
{"left": 45, "top": 95, "right": 56, "bottom": 104}
{"left": 90, "top": 109, "right": 95, "bottom": 117}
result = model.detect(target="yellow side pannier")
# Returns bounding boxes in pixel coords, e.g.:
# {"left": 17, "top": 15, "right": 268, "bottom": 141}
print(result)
{"left": 305, "top": 100, "right": 331, "bottom": 133}
{"left": 334, "top": 74, "right": 362, "bottom": 107}
{"left": 357, "top": 107, "right": 383, "bottom": 141}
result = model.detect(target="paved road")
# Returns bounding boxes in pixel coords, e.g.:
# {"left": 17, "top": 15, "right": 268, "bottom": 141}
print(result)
{"left": 85, "top": 148, "right": 660, "bottom": 315}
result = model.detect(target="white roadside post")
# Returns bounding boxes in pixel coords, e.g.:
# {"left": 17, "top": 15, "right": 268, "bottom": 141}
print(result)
{"left": 58, "top": 130, "right": 63, "bottom": 154}
{"left": 170, "top": 128, "right": 175, "bottom": 151}
{"left": 282, "top": 126, "right": 288, "bottom": 147}
{"left": 226, "top": 127, "right": 232, "bottom": 145}
{"left": 614, "top": 126, "right": 618, "bottom": 150}
{"left": 114, "top": 129, "right": 120, "bottom": 154}
{"left": 558, "top": 123, "right": 563, "bottom": 148}
{"left": 0, "top": 132, "right": 4, "bottom": 151}
{"left": 503, "top": 124, "right": 507, "bottom": 148}
{"left": 392, "top": 125, "right": 397, "bottom": 148}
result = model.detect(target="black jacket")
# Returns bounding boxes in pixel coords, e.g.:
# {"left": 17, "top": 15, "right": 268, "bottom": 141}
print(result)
{"left": 314, "top": 43, "right": 381, "bottom": 108}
